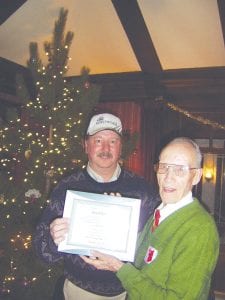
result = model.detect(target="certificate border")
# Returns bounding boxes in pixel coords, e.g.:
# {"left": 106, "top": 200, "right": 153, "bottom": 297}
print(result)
{"left": 58, "top": 190, "right": 141, "bottom": 262}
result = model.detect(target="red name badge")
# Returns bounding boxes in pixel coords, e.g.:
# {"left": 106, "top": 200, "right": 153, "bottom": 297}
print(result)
{"left": 144, "top": 246, "right": 158, "bottom": 264}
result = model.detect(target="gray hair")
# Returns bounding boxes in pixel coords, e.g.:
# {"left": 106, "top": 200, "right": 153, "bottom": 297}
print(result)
{"left": 161, "top": 137, "right": 202, "bottom": 168}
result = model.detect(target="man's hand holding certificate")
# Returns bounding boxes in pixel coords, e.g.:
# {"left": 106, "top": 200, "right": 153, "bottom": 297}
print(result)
{"left": 58, "top": 190, "right": 141, "bottom": 262}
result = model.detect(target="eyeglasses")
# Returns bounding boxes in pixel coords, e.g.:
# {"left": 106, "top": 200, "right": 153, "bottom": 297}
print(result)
{"left": 154, "top": 162, "right": 198, "bottom": 177}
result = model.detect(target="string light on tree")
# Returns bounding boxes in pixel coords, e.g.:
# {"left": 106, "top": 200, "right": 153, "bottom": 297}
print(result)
{"left": 0, "top": 7, "right": 101, "bottom": 299}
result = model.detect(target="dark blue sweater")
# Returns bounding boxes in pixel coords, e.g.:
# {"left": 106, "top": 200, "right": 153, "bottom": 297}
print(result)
{"left": 33, "top": 168, "right": 159, "bottom": 296}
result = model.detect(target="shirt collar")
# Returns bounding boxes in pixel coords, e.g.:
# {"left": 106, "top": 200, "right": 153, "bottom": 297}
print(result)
{"left": 87, "top": 162, "right": 121, "bottom": 183}
{"left": 156, "top": 191, "right": 193, "bottom": 224}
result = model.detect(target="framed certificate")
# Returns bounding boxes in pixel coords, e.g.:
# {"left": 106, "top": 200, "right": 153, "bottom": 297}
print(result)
{"left": 58, "top": 190, "right": 141, "bottom": 262}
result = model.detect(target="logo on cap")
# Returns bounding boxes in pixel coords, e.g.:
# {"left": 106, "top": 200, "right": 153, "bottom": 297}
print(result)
{"left": 86, "top": 113, "right": 122, "bottom": 136}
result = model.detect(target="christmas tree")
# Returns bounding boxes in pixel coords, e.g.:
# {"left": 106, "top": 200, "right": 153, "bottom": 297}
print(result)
{"left": 0, "top": 8, "right": 101, "bottom": 300}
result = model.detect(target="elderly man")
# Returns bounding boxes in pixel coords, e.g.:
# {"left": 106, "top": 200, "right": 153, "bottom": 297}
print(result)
{"left": 34, "top": 112, "right": 158, "bottom": 300}
{"left": 82, "top": 137, "right": 219, "bottom": 300}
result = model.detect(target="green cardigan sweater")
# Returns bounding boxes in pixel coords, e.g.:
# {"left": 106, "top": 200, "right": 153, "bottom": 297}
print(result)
{"left": 117, "top": 199, "right": 219, "bottom": 300}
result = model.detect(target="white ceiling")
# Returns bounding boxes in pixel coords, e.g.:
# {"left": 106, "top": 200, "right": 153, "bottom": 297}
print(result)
{"left": 139, "top": 0, "right": 225, "bottom": 69}
{"left": 0, "top": 0, "right": 224, "bottom": 76}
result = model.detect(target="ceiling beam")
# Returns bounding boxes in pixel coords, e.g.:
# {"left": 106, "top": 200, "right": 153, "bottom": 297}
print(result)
{"left": 217, "top": 0, "right": 225, "bottom": 46}
{"left": 0, "top": 0, "right": 27, "bottom": 25}
{"left": 111, "top": 0, "right": 162, "bottom": 74}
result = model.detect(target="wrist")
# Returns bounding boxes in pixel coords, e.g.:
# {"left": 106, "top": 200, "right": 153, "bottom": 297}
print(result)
{"left": 113, "top": 260, "right": 124, "bottom": 272}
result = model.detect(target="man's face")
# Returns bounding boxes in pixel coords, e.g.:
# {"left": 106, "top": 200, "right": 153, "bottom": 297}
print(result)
{"left": 85, "top": 130, "right": 122, "bottom": 172}
{"left": 157, "top": 143, "right": 202, "bottom": 205}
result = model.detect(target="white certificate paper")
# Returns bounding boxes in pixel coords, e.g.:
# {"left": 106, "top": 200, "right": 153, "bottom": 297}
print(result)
{"left": 58, "top": 190, "right": 141, "bottom": 262}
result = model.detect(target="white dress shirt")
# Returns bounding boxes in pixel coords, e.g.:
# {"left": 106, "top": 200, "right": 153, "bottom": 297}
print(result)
{"left": 155, "top": 191, "right": 194, "bottom": 225}
{"left": 86, "top": 162, "right": 121, "bottom": 183}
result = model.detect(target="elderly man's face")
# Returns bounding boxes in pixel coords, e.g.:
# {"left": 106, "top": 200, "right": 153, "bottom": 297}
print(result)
{"left": 157, "top": 143, "right": 202, "bottom": 204}
{"left": 85, "top": 130, "right": 122, "bottom": 173}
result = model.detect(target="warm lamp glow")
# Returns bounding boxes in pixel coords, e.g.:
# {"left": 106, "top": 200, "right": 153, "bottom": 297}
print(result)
{"left": 203, "top": 153, "right": 216, "bottom": 183}
{"left": 204, "top": 169, "right": 214, "bottom": 181}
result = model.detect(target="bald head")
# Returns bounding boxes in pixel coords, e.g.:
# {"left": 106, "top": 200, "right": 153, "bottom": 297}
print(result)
{"left": 160, "top": 137, "right": 202, "bottom": 168}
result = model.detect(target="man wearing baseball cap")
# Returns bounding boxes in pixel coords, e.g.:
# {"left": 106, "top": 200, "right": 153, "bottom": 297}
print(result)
{"left": 34, "top": 112, "right": 159, "bottom": 300}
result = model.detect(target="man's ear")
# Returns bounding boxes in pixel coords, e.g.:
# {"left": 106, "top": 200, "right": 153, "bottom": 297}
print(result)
{"left": 192, "top": 168, "right": 203, "bottom": 186}
{"left": 83, "top": 138, "right": 88, "bottom": 154}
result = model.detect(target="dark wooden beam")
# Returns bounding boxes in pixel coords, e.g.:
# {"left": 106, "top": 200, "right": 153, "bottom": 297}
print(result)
{"left": 111, "top": 0, "right": 162, "bottom": 74}
{"left": 88, "top": 71, "right": 163, "bottom": 103}
{"left": 0, "top": 57, "right": 34, "bottom": 99}
{"left": 0, "top": 0, "right": 27, "bottom": 25}
{"left": 217, "top": 0, "right": 225, "bottom": 46}
{"left": 87, "top": 67, "right": 225, "bottom": 107}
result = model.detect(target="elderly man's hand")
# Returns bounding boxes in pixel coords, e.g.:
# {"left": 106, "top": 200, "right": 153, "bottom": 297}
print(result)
{"left": 50, "top": 217, "right": 69, "bottom": 246}
{"left": 81, "top": 250, "right": 124, "bottom": 272}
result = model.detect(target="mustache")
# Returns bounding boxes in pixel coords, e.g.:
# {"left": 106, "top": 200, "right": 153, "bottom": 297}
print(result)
{"left": 97, "top": 152, "right": 113, "bottom": 159}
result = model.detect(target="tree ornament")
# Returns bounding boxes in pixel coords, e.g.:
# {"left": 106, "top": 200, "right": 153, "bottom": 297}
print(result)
{"left": 84, "top": 81, "right": 90, "bottom": 89}
{"left": 24, "top": 149, "right": 32, "bottom": 160}
{"left": 0, "top": 194, "right": 4, "bottom": 204}
{"left": 25, "top": 189, "right": 41, "bottom": 203}
{"left": 46, "top": 169, "right": 55, "bottom": 177}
